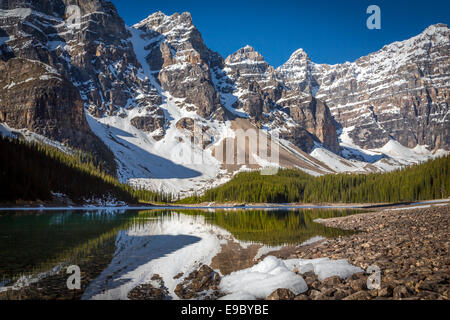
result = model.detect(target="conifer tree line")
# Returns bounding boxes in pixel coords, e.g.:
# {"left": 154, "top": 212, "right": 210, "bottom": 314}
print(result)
{"left": 2, "top": 135, "right": 448, "bottom": 205}
{"left": 181, "top": 155, "right": 450, "bottom": 204}
{"left": 0, "top": 137, "right": 169, "bottom": 204}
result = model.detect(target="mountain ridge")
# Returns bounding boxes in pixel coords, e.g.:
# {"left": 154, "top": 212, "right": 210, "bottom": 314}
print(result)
{"left": 276, "top": 23, "right": 449, "bottom": 150}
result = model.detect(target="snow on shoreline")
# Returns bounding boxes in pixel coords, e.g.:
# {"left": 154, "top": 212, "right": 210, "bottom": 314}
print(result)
{"left": 219, "top": 256, "right": 308, "bottom": 300}
{"left": 0, "top": 265, "right": 64, "bottom": 294}
{"left": 219, "top": 256, "right": 363, "bottom": 300}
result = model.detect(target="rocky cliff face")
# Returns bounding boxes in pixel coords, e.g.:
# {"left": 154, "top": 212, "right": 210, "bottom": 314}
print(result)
{"left": 216, "top": 45, "right": 340, "bottom": 153}
{"left": 129, "top": 12, "right": 338, "bottom": 154}
{"left": 0, "top": 0, "right": 125, "bottom": 172}
{"left": 278, "top": 24, "right": 450, "bottom": 151}
{"left": 132, "top": 11, "right": 225, "bottom": 121}
{"left": 283, "top": 96, "right": 340, "bottom": 153}
{"left": 222, "top": 45, "right": 281, "bottom": 119}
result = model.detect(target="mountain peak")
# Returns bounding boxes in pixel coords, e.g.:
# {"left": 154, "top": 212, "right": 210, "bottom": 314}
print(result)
{"left": 170, "top": 11, "right": 193, "bottom": 23}
{"left": 420, "top": 23, "right": 449, "bottom": 41}
{"left": 133, "top": 11, "right": 193, "bottom": 29}
{"left": 242, "top": 45, "right": 256, "bottom": 52}
{"left": 226, "top": 45, "right": 266, "bottom": 64}
{"left": 288, "top": 48, "right": 310, "bottom": 61}
{"left": 133, "top": 11, "right": 165, "bottom": 29}
{"left": 276, "top": 48, "right": 312, "bottom": 75}
{"left": 423, "top": 23, "right": 448, "bottom": 33}
{"left": 151, "top": 11, "right": 167, "bottom": 17}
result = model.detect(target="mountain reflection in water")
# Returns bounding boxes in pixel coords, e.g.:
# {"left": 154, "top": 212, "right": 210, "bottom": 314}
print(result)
{"left": 0, "top": 208, "right": 363, "bottom": 298}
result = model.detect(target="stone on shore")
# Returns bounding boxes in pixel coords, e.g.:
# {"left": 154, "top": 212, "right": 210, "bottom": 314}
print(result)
{"left": 266, "top": 289, "right": 296, "bottom": 300}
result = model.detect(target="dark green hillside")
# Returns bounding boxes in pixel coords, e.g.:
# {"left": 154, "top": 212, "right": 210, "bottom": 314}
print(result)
{"left": 0, "top": 137, "right": 167, "bottom": 204}
{"left": 180, "top": 155, "right": 450, "bottom": 204}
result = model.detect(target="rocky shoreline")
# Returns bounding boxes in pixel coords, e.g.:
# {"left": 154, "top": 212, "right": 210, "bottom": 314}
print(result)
{"left": 281, "top": 205, "right": 449, "bottom": 300}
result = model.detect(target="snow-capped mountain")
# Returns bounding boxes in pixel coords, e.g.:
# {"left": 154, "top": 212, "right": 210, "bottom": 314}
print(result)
{"left": 216, "top": 45, "right": 340, "bottom": 154}
{"left": 278, "top": 24, "right": 450, "bottom": 151}
{"left": 0, "top": 1, "right": 448, "bottom": 196}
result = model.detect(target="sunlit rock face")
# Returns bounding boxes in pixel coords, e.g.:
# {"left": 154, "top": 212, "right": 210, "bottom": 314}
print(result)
{"left": 133, "top": 11, "right": 226, "bottom": 121}
{"left": 0, "top": 0, "right": 138, "bottom": 171}
{"left": 219, "top": 45, "right": 340, "bottom": 154}
{"left": 278, "top": 24, "right": 450, "bottom": 150}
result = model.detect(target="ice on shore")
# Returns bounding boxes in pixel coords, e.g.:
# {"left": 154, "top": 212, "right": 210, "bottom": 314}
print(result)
{"left": 284, "top": 258, "right": 364, "bottom": 281}
{"left": 220, "top": 256, "right": 363, "bottom": 300}
{"left": 219, "top": 256, "right": 308, "bottom": 300}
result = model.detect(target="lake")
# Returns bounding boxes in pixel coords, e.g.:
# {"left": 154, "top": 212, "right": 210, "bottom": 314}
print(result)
{"left": 0, "top": 208, "right": 363, "bottom": 300}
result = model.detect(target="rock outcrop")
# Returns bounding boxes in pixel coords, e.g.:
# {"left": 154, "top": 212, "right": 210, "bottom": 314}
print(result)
{"left": 133, "top": 11, "right": 225, "bottom": 120}
{"left": 279, "top": 95, "right": 340, "bottom": 153}
{"left": 130, "top": 108, "right": 165, "bottom": 134}
{"left": 174, "top": 265, "right": 222, "bottom": 300}
{"left": 222, "top": 45, "right": 281, "bottom": 119}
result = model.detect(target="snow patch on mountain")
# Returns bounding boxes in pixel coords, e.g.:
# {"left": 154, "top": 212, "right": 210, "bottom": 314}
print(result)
{"left": 327, "top": 126, "right": 450, "bottom": 173}
{"left": 211, "top": 66, "right": 249, "bottom": 119}
{"left": 0, "top": 123, "right": 73, "bottom": 155}
{"left": 85, "top": 104, "right": 231, "bottom": 197}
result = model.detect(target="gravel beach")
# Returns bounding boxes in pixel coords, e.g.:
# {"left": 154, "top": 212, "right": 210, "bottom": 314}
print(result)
{"left": 286, "top": 205, "right": 449, "bottom": 300}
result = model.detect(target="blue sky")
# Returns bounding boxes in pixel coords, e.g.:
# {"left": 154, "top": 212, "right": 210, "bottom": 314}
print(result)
{"left": 110, "top": 0, "right": 450, "bottom": 67}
